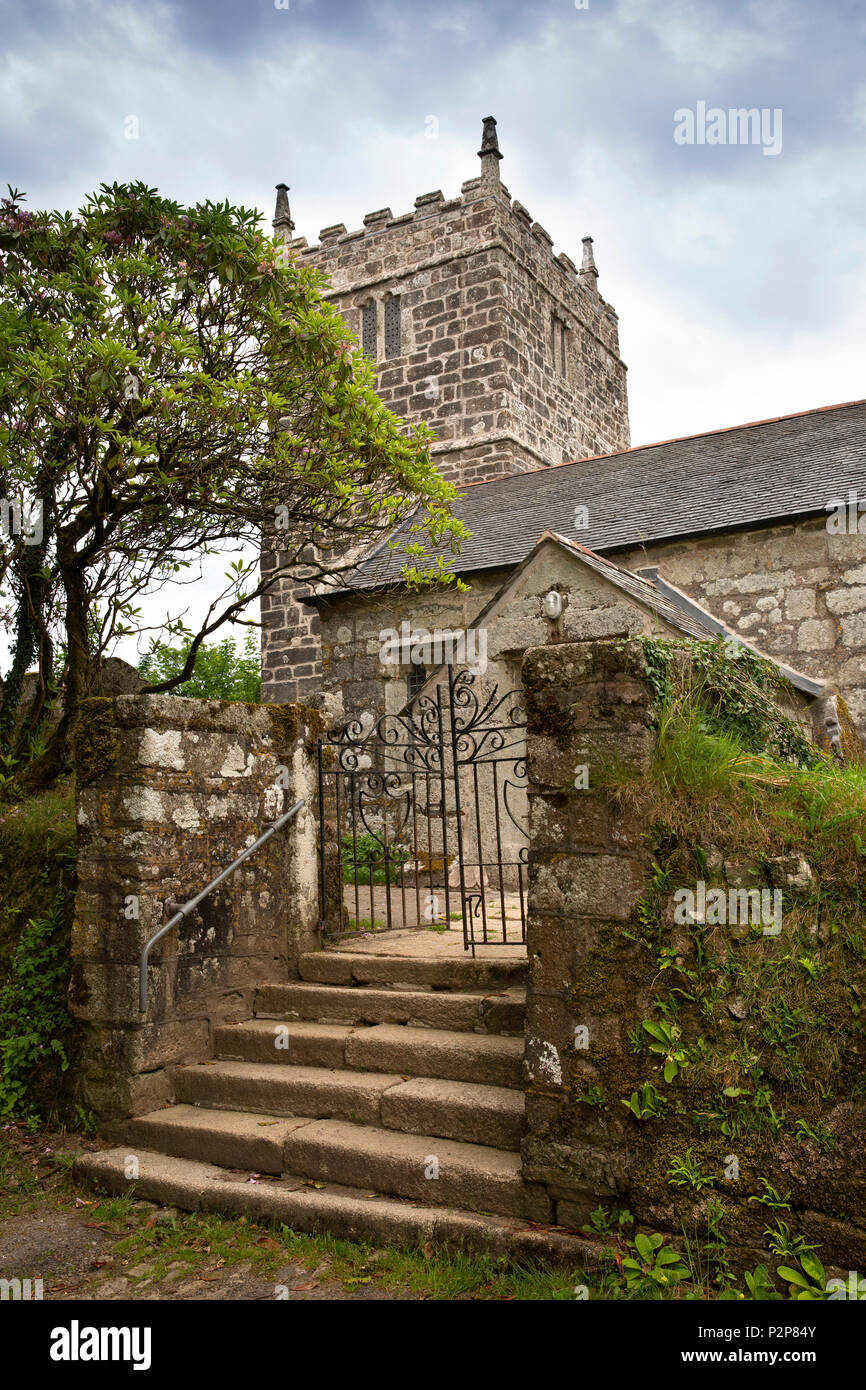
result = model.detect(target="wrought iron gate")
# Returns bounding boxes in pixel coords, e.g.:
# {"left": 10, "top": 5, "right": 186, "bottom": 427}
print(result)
{"left": 316, "top": 666, "right": 528, "bottom": 953}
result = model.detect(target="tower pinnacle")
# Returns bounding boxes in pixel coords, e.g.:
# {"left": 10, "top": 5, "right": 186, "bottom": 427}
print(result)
{"left": 478, "top": 116, "right": 503, "bottom": 186}
{"left": 579, "top": 235, "right": 599, "bottom": 291}
{"left": 272, "top": 183, "right": 295, "bottom": 240}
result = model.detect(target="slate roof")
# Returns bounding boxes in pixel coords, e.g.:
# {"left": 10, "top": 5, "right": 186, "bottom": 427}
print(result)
{"left": 331, "top": 399, "right": 866, "bottom": 594}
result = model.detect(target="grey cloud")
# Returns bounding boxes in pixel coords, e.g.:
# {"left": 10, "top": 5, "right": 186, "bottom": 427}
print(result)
{"left": 1, "top": 0, "right": 864, "bottom": 447}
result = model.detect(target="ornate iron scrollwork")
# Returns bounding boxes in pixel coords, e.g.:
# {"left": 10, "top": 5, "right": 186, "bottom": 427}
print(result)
{"left": 318, "top": 666, "right": 529, "bottom": 952}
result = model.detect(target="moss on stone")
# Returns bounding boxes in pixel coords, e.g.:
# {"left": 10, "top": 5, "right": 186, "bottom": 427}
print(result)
{"left": 836, "top": 694, "right": 866, "bottom": 766}
{"left": 558, "top": 827, "right": 866, "bottom": 1265}
{"left": 72, "top": 698, "right": 120, "bottom": 786}
{"left": 266, "top": 702, "right": 326, "bottom": 753}
{"left": 522, "top": 652, "right": 579, "bottom": 748}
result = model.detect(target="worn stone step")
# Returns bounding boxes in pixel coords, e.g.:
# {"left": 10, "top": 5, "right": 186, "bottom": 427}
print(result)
{"left": 379, "top": 1076, "right": 524, "bottom": 1151}
{"left": 122, "top": 1105, "right": 306, "bottom": 1175}
{"left": 214, "top": 1020, "right": 355, "bottom": 1069}
{"left": 298, "top": 950, "right": 528, "bottom": 992}
{"left": 75, "top": 1147, "right": 603, "bottom": 1268}
{"left": 255, "top": 982, "right": 524, "bottom": 1034}
{"left": 345, "top": 1024, "right": 525, "bottom": 1090}
{"left": 282, "top": 1119, "right": 550, "bottom": 1221}
{"left": 214, "top": 1020, "right": 525, "bottom": 1089}
{"left": 174, "top": 1061, "right": 524, "bottom": 1150}
{"left": 175, "top": 1061, "right": 402, "bottom": 1128}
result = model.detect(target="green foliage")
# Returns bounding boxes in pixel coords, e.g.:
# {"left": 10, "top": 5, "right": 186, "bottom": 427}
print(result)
{"left": 777, "top": 1251, "right": 830, "bottom": 1300}
{"left": 0, "top": 887, "right": 75, "bottom": 1119}
{"left": 595, "top": 638, "right": 866, "bottom": 1256}
{"left": 639, "top": 639, "right": 673, "bottom": 711}
{"left": 341, "top": 832, "right": 410, "bottom": 886}
{"left": 139, "top": 631, "right": 261, "bottom": 701}
{"left": 0, "top": 788, "right": 76, "bottom": 1119}
{"left": 744, "top": 1264, "right": 783, "bottom": 1300}
{"left": 715, "top": 1083, "right": 787, "bottom": 1139}
{"left": 764, "top": 1220, "right": 819, "bottom": 1259}
{"left": 748, "top": 1178, "right": 791, "bottom": 1210}
{"left": 575, "top": 1083, "right": 606, "bottom": 1108}
{"left": 621, "top": 1232, "right": 691, "bottom": 1293}
{"left": 641, "top": 637, "right": 817, "bottom": 765}
{"left": 0, "top": 788, "right": 75, "bottom": 975}
{"left": 642, "top": 1018, "right": 690, "bottom": 1082}
{"left": 794, "top": 1117, "right": 835, "bottom": 1152}
{"left": 0, "top": 181, "right": 467, "bottom": 782}
{"left": 705, "top": 1197, "right": 734, "bottom": 1289}
{"left": 582, "top": 1205, "right": 634, "bottom": 1238}
{"left": 667, "top": 1148, "right": 716, "bottom": 1193}
{"left": 621, "top": 1082, "right": 668, "bottom": 1121}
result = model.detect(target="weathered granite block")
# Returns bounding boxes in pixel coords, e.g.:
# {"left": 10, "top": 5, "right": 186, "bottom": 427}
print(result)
{"left": 520, "top": 639, "right": 656, "bottom": 1213}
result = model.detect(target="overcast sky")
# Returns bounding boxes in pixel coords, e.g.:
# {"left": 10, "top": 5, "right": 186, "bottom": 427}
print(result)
{"left": 3, "top": 0, "right": 864, "bottom": 659}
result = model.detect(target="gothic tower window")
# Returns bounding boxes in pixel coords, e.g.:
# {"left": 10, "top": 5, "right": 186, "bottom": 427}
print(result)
{"left": 551, "top": 314, "right": 568, "bottom": 380}
{"left": 361, "top": 300, "right": 377, "bottom": 358}
{"left": 384, "top": 294, "right": 402, "bottom": 358}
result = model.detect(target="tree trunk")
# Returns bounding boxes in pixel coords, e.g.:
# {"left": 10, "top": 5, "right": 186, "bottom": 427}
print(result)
{"left": 0, "top": 491, "right": 54, "bottom": 762}
{"left": 22, "top": 542, "right": 89, "bottom": 792}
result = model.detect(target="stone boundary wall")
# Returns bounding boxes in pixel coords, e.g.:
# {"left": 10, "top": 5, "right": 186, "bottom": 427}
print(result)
{"left": 520, "top": 638, "right": 866, "bottom": 1269}
{"left": 520, "top": 638, "right": 656, "bottom": 1228}
{"left": 70, "top": 695, "right": 322, "bottom": 1121}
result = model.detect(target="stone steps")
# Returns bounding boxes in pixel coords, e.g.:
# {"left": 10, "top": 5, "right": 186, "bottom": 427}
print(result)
{"left": 74, "top": 947, "right": 579, "bottom": 1264}
{"left": 174, "top": 1061, "right": 525, "bottom": 1150}
{"left": 121, "top": 1109, "right": 541, "bottom": 1218}
{"left": 213, "top": 1019, "right": 526, "bottom": 1089}
{"left": 254, "top": 981, "right": 525, "bottom": 1034}
{"left": 280, "top": 1118, "right": 547, "bottom": 1220}
{"left": 123, "top": 1105, "right": 310, "bottom": 1175}
{"left": 297, "top": 949, "right": 528, "bottom": 992}
{"left": 74, "top": 1148, "right": 602, "bottom": 1268}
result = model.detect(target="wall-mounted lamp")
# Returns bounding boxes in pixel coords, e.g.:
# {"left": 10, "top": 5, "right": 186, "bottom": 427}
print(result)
{"left": 543, "top": 590, "right": 563, "bottom": 620}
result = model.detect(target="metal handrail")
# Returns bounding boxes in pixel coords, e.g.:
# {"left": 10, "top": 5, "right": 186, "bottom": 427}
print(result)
{"left": 138, "top": 798, "right": 305, "bottom": 1011}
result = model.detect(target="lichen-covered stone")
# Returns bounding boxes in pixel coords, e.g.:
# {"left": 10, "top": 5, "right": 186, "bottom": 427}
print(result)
{"left": 71, "top": 694, "right": 321, "bottom": 1121}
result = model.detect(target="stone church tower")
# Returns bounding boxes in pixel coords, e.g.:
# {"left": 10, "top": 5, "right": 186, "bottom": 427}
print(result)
{"left": 261, "top": 118, "right": 630, "bottom": 703}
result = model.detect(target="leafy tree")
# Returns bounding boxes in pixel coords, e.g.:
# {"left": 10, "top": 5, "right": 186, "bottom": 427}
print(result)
{"left": 0, "top": 182, "right": 467, "bottom": 785}
{"left": 138, "top": 631, "right": 261, "bottom": 702}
